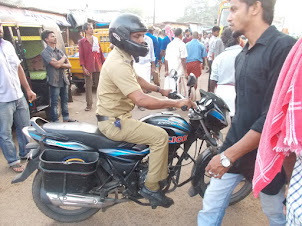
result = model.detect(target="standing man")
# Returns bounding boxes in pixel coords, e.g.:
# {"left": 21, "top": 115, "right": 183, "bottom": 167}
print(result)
{"left": 97, "top": 14, "right": 194, "bottom": 208}
{"left": 0, "top": 22, "right": 36, "bottom": 172}
{"left": 209, "top": 27, "right": 242, "bottom": 118}
{"left": 197, "top": 0, "right": 296, "bottom": 225}
{"left": 133, "top": 35, "right": 156, "bottom": 111}
{"left": 145, "top": 26, "right": 160, "bottom": 66}
{"left": 79, "top": 23, "right": 105, "bottom": 111}
{"left": 186, "top": 31, "right": 207, "bottom": 90}
{"left": 134, "top": 34, "right": 156, "bottom": 84}
{"left": 160, "top": 25, "right": 174, "bottom": 64}
{"left": 41, "top": 30, "right": 76, "bottom": 122}
{"left": 165, "top": 28, "right": 188, "bottom": 95}
{"left": 207, "top": 26, "right": 224, "bottom": 91}
{"left": 183, "top": 29, "right": 192, "bottom": 44}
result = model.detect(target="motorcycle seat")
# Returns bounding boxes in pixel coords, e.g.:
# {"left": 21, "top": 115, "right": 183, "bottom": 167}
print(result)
{"left": 42, "top": 122, "right": 140, "bottom": 150}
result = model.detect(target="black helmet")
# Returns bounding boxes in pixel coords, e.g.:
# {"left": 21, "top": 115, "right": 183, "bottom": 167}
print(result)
{"left": 109, "top": 13, "right": 149, "bottom": 59}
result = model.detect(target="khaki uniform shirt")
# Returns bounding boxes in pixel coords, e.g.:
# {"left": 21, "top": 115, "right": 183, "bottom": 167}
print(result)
{"left": 96, "top": 47, "right": 141, "bottom": 118}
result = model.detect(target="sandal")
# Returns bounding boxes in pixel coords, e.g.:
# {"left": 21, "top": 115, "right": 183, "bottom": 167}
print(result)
{"left": 10, "top": 163, "right": 24, "bottom": 173}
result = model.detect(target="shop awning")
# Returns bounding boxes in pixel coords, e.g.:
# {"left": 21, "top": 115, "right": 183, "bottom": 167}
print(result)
{"left": 0, "top": 5, "right": 71, "bottom": 27}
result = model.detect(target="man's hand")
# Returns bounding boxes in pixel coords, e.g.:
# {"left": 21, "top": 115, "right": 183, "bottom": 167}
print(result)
{"left": 60, "top": 55, "right": 67, "bottom": 62}
{"left": 27, "top": 90, "right": 37, "bottom": 102}
{"left": 205, "top": 154, "right": 230, "bottom": 179}
{"left": 176, "top": 98, "right": 195, "bottom": 110}
{"left": 159, "top": 88, "right": 172, "bottom": 97}
{"left": 165, "top": 71, "right": 169, "bottom": 76}
{"left": 82, "top": 66, "right": 90, "bottom": 76}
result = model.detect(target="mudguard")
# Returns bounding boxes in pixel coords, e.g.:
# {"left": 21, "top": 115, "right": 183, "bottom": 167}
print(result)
{"left": 188, "top": 147, "right": 216, "bottom": 197}
{"left": 11, "top": 157, "right": 39, "bottom": 184}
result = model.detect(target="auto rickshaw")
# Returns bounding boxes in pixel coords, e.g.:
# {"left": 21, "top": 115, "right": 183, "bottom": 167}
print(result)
{"left": 1, "top": 21, "right": 66, "bottom": 119}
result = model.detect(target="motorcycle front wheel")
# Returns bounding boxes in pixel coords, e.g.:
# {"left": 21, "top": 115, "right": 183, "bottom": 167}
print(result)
{"left": 193, "top": 148, "right": 252, "bottom": 206}
{"left": 32, "top": 171, "right": 100, "bottom": 223}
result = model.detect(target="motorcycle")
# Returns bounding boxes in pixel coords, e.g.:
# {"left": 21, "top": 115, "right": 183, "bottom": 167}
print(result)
{"left": 12, "top": 75, "right": 251, "bottom": 223}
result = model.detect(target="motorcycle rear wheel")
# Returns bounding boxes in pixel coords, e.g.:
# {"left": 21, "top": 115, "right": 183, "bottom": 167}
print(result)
{"left": 32, "top": 171, "right": 100, "bottom": 223}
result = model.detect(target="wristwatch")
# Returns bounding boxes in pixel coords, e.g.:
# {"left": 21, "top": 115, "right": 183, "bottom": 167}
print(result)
{"left": 220, "top": 152, "right": 232, "bottom": 168}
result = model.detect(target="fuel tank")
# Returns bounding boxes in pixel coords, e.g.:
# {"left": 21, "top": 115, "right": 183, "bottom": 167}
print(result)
{"left": 141, "top": 112, "right": 191, "bottom": 144}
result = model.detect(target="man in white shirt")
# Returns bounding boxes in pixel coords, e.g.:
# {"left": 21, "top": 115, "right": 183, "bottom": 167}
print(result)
{"left": 134, "top": 35, "right": 156, "bottom": 83}
{"left": 165, "top": 28, "right": 188, "bottom": 93}
{"left": 0, "top": 23, "right": 36, "bottom": 172}
{"left": 209, "top": 27, "right": 242, "bottom": 117}
{"left": 207, "top": 26, "right": 224, "bottom": 91}
{"left": 134, "top": 35, "right": 156, "bottom": 110}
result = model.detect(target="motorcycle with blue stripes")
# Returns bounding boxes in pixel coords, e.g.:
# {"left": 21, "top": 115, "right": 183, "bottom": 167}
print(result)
{"left": 12, "top": 86, "right": 251, "bottom": 223}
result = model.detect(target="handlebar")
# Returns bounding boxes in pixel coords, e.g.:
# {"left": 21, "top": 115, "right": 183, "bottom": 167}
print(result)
{"left": 181, "top": 105, "right": 188, "bottom": 111}
{"left": 168, "top": 92, "right": 188, "bottom": 111}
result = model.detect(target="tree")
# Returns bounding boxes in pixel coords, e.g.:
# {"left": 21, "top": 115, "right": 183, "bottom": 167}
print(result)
{"left": 177, "top": 0, "right": 220, "bottom": 26}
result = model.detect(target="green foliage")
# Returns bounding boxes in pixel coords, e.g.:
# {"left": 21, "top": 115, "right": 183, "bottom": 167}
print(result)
{"left": 177, "top": 0, "right": 220, "bottom": 25}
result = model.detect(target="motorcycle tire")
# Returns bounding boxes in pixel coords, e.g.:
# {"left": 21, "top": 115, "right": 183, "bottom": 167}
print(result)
{"left": 192, "top": 148, "right": 252, "bottom": 206}
{"left": 32, "top": 170, "right": 100, "bottom": 223}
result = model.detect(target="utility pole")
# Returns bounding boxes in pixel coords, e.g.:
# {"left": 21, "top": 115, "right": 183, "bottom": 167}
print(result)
{"left": 153, "top": 0, "right": 155, "bottom": 25}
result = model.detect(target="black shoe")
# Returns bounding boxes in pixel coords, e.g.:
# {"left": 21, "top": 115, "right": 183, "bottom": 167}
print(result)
{"left": 140, "top": 185, "right": 174, "bottom": 209}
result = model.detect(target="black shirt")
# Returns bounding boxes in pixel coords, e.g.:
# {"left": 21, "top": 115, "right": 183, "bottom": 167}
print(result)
{"left": 220, "top": 26, "right": 296, "bottom": 183}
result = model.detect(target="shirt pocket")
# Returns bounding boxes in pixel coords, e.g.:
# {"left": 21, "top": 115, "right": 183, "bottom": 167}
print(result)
{"left": 245, "top": 71, "right": 267, "bottom": 94}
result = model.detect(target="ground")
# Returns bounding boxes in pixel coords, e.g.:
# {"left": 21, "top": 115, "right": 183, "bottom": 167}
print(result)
{"left": 0, "top": 68, "right": 269, "bottom": 225}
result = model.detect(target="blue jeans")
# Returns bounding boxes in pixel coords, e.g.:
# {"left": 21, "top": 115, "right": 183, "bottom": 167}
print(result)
{"left": 49, "top": 85, "right": 69, "bottom": 122}
{"left": 0, "top": 97, "right": 30, "bottom": 166}
{"left": 198, "top": 173, "right": 286, "bottom": 226}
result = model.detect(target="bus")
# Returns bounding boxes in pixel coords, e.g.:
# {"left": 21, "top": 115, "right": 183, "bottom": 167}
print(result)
{"left": 217, "top": 0, "right": 230, "bottom": 33}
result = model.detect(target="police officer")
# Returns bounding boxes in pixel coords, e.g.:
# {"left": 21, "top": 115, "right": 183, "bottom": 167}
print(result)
{"left": 96, "top": 14, "right": 194, "bottom": 208}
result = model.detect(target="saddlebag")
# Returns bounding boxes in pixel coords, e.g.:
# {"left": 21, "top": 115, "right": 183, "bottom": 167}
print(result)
{"left": 39, "top": 149, "right": 99, "bottom": 193}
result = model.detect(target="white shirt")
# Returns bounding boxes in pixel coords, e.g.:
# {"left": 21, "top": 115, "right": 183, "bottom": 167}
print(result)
{"left": 165, "top": 37, "right": 188, "bottom": 76}
{"left": 136, "top": 35, "right": 155, "bottom": 65}
{"left": 0, "top": 39, "right": 23, "bottom": 102}
{"left": 208, "top": 36, "right": 224, "bottom": 61}
{"left": 210, "top": 45, "right": 242, "bottom": 85}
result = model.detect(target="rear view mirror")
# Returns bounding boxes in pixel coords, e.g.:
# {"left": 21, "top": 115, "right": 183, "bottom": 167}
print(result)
{"left": 169, "top": 69, "right": 178, "bottom": 81}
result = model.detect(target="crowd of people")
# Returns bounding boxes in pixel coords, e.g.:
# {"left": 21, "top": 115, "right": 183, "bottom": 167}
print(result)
{"left": 1, "top": 0, "right": 302, "bottom": 224}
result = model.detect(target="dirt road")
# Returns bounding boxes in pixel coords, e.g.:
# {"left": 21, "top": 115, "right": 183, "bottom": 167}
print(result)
{"left": 0, "top": 70, "right": 269, "bottom": 225}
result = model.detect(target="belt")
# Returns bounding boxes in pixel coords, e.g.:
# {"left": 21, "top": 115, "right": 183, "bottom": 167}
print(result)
{"left": 96, "top": 115, "right": 109, "bottom": 122}
{"left": 218, "top": 83, "right": 235, "bottom": 86}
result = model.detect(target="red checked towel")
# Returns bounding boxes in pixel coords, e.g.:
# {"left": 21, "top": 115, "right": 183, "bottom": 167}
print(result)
{"left": 253, "top": 38, "right": 302, "bottom": 197}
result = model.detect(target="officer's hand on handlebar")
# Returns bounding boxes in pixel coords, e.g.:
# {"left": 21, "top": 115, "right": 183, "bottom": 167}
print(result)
{"left": 176, "top": 99, "right": 196, "bottom": 111}
{"left": 160, "top": 88, "right": 172, "bottom": 97}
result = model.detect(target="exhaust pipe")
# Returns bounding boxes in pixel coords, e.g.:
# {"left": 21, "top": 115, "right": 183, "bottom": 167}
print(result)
{"left": 46, "top": 192, "right": 127, "bottom": 208}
